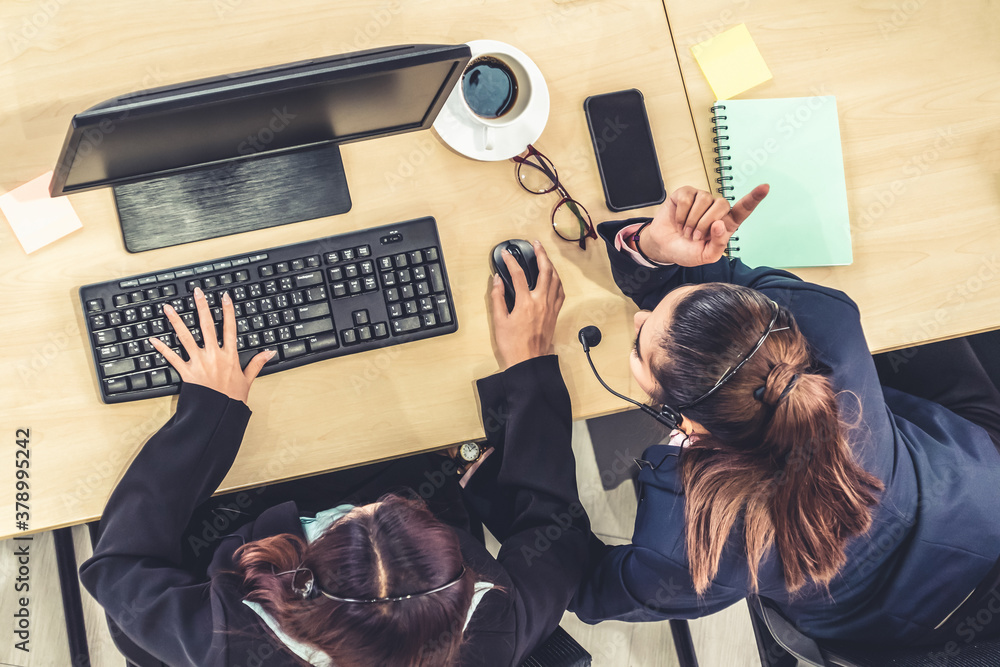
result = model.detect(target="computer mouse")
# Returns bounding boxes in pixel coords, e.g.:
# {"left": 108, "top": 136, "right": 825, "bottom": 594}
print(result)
{"left": 490, "top": 239, "right": 538, "bottom": 312}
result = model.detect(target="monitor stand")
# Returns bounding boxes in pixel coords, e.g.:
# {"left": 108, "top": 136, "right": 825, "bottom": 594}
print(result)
{"left": 113, "top": 143, "right": 352, "bottom": 253}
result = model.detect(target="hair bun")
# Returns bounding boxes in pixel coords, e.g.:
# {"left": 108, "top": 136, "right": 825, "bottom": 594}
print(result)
{"left": 758, "top": 363, "right": 800, "bottom": 407}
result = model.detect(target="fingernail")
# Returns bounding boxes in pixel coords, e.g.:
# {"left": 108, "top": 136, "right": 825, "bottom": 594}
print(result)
{"left": 693, "top": 230, "right": 703, "bottom": 242}
{"left": 222, "top": 291, "right": 231, "bottom": 304}
{"left": 268, "top": 349, "right": 278, "bottom": 359}
{"left": 493, "top": 274, "right": 501, "bottom": 285}
{"left": 164, "top": 304, "right": 174, "bottom": 313}
{"left": 533, "top": 239, "right": 541, "bottom": 246}
{"left": 195, "top": 287, "right": 203, "bottom": 297}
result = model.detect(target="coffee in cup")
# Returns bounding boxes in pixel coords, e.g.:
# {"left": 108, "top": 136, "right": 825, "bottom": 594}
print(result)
{"left": 461, "top": 56, "right": 518, "bottom": 119}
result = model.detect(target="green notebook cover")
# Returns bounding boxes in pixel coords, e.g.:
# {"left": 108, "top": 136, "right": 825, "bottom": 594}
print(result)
{"left": 713, "top": 96, "right": 852, "bottom": 267}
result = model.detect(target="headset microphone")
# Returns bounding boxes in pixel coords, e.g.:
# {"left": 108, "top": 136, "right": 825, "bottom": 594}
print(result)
{"left": 577, "top": 326, "right": 681, "bottom": 430}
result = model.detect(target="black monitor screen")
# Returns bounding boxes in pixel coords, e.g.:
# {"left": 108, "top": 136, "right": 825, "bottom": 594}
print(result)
{"left": 51, "top": 45, "right": 470, "bottom": 194}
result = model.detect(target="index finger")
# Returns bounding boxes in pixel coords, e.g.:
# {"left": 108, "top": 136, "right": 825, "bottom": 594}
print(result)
{"left": 501, "top": 249, "right": 530, "bottom": 295}
{"left": 723, "top": 183, "right": 770, "bottom": 229}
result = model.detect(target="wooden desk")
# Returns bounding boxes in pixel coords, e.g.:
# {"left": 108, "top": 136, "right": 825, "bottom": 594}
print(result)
{"left": 0, "top": 0, "right": 707, "bottom": 539}
{"left": 662, "top": 0, "right": 1000, "bottom": 353}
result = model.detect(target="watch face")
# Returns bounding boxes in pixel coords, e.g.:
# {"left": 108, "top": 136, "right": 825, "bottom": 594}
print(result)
{"left": 459, "top": 442, "right": 481, "bottom": 463}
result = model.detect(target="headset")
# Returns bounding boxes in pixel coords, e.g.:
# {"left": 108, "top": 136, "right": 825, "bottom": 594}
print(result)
{"left": 577, "top": 303, "right": 780, "bottom": 431}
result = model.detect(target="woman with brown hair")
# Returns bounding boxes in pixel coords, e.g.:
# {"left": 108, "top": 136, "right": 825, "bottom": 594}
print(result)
{"left": 80, "top": 244, "right": 588, "bottom": 666}
{"left": 571, "top": 184, "right": 1000, "bottom": 646}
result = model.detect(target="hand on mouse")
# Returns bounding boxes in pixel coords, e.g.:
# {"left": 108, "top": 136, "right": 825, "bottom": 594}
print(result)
{"left": 631, "top": 184, "right": 769, "bottom": 267}
{"left": 149, "top": 287, "right": 274, "bottom": 404}
{"left": 488, "top": 241, "right": 564, "bottom": 370}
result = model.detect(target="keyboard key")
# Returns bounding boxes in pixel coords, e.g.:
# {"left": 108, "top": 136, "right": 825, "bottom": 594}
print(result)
{"left": 86, "top": 299, "right": 104, "bottom": 312}
{"left": 358, "top": 326, "right": 372, "bottom": 341}
{"left": 325, "top": 251, "right": 340, "bottom": 264}
{"left": 416, "top": 282, "right": 431, "bottom": 297}
{"left": 435, "top": 295, "right": 453, "bottom": 324}
{"left": 306, "top": 256, "right": 320, "bottom": 267}
{"left": 101, "top": 358, "right": 135, "bottom": 378}
{"left": 138, "top": 276, "right": 157, "bottom": 285}
{"left": 401, "top": 285, "right": 415, "bottom": 299}
{"left": 389, "top": 303, "right": 403, "bottom": 318}
{"left": 393, "top": 253, "right": 408, "bottom": 268}
{"left": 428, "top": 264, "right": 445, "bottom": 292}
{"left": 377, "top": 256, "right": 393, "bottom": 271}
{"left": 386, "top": 288, "right": 400, "bottom": 302}
{"left": 341, "top": 248, "right": 355, "bottom": 261}
{"left": 348, "top": 280, "right": 362, "bottom": 294}
{"left": 128, "top": 373, "right": 150, "bottom": 391}
{"left": 114, "top": 294, "right": 129, "bottom": 308}
{"left": 279, "top": 277, "right": 293, "bottom": 291}
{"left": 422, "top": 313, "right": 437, "bottom": 327}
{"left": 345, "top": 264, "right": 359, "bottom": 278}
{"left": 398, "top": 269, "right": 411, "bottom": 283}
{"left": 329, "top": 267, "right": 343, "bottom": 281}
{"left": 307, "top": 332, "right": 339, "bottom": 352}
{"left": 353, "top": 310, "right": 369, "bottom": 326}
{"left": 108, "top": 312, "right": 123, "bottom": 326}
{"left": 424, "top": 247, "right": 439, "bottom": 261}
{"left": 93, "top": 329, "right": 118, "bottom": 345}
{"left": 104, "top": 377, "right": 129, "bottom": 394}
{"left": 373, "top": 322, "right": 388, "bottom": 338}
{"left": 266, "top": 313, "right": 282, "bottom": 328}
{"left": 409, "top": 250, "right": 424, "bottom": 264}
{"left": 413, "top": 266, "right": 427, "bottom": 281}
{"left": 276, "top": 262, "right": 290, "bottom": 273}
{"left": 124, "top": 308, "right": 138, "bottom": 323}
{"left": 97, "top": 344, "right": 123, "bottom": 361}
{"left": 259, "top": 265, "right": 275, "bottom": 277}
{"left": 89, "top": 314, "right": 107, "bottom": 329}
{"left": 174, "top": 268, "right": 195, "bottom": 278}
{"left": 118, "top": 279, "right": 140, "bottom": 288}
{"left": 419, "top": 297, "right": 435, "bottom": 312}
{"left": 262, "top": 330, "right": 277, "bottom": 345}
{"left": 149, "top": 369, "right": 169, "bottom": 387}
{"left": 264, "top": 280, "right": 279, "bottom": 295}
{"left": 137, "top": 355, "right": 154, "bottom": 370}
{"left": 306, "top": 286, "right": 327, "bottom": 302}
{"left": 156, "top": 272, "right": 176, "bottom": 281}
{"left": 294, "top": 319, "right": 334, "bottom": 337}
{"left": 213, "top": 260, "right": 232, "bottom": 270}
{"left": 363, "top": 277, "right": 378, "bottom": 292}
{"left": 391, "top": 317, "right": 422, "bottom": 335}
{"left": 203, "top": 276, "right": 218, "bottom": 289}
{"left": 341, "top": 329, "right": 358, "bottom": 345}
{"left": 145, "top": 287, "right": 161, "bottom": 300}
{"left": 280, "top": 341, "right": 307, "bottom": 359}
{"left": 297, "top": 303, "right": 331, "bottom": 320}
{"left": 235, "top": 270, "right": 250, "bottom": 282}
{"left": 404, "top": 301, "right": 419, "bottom": 315}
{"left": 291, "top": 259, "right": 305, "bottom": 271}
{"left": 381, "top": 272, "right": 396, "bottom": 287}
{"left": 357, "top": 245, "right": 371, "bottom": 257}
{"left": 295, "top": 272, "right": 323, "bottom": 288}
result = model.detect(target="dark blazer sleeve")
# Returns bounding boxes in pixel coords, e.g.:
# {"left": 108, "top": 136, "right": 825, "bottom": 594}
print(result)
{"left": 598, "top": 219, "right": 804, "bottom": 309}
{"left": 462, "top": 355, "right": 589, "bottom": 666}
{"left": 79, "top": 384, "right": 251, "bottom": 667}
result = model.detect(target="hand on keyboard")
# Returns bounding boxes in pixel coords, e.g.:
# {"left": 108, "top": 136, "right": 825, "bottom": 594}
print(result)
{"left": 150, "top": 287, "right": 275, "bottom": 404}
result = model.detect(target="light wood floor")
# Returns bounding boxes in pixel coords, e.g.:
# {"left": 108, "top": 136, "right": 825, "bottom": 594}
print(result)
{"left": 0, "top": 418, "right": 761, "bottom": 666}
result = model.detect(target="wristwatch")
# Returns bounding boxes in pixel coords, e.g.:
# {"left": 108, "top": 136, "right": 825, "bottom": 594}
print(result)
{"left": 453, "top": 441, "right": 484, "bottom": 472}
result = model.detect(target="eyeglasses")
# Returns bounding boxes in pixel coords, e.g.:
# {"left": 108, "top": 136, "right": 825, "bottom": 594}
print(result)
{"left": 511, "top": 144, "right": 597, "bottom": 249}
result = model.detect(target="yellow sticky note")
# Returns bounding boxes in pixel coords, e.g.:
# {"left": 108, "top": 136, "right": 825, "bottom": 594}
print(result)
{"left": 0, "top": 171, "right": 83, "bottom": 254}
{"left": 690, "top": 24, "right": 773, "bottom": 101}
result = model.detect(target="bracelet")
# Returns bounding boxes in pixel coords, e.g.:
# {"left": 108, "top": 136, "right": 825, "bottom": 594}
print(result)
{"left": 630, "top": 221, "right": 672, "bottom": 267}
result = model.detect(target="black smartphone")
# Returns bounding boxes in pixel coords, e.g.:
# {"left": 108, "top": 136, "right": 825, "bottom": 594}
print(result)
{"left": 584, "top": 89, "right": 666, "bottom": 212}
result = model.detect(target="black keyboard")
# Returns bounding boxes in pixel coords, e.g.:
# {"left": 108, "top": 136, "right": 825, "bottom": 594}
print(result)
{"left": 80, "top": 216, "right": 458, "bottom": 403}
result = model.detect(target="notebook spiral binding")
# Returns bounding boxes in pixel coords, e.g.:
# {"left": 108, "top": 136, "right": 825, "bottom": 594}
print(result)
{"left": 710, "top": 104, "right": 739, "bottom": 255}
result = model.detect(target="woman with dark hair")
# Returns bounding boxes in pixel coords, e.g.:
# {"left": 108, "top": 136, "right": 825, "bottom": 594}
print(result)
{"left": 570, "top": 184, "right": 1000, "bottom": 646}
{"left": 80, "top": 243, "right": 587, "bottom": 666}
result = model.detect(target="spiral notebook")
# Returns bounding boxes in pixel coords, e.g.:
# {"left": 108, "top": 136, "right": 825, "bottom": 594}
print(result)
{"left": 712, "top": 96, "right": 853, "bottom": 267}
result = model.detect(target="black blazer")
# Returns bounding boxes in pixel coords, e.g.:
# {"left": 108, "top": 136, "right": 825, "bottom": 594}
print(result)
{"left": 569, "top": 220, "right": 1000, "bottom": 645}
{"left": 80, "top": 355, "right": 588, "bottom": 666}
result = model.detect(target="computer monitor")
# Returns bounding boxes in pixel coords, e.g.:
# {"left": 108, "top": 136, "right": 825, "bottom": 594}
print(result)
{"left": 49, "top": 44, "right": 472, "bottom": 252}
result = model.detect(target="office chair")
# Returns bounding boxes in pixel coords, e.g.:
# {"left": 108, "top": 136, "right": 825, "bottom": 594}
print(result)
{"left": 747, "top": 596, "right": 1000, "bottom": 667}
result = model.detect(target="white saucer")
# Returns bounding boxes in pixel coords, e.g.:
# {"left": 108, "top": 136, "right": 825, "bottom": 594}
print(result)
{"left": 432, "top": 40, "right": 550, "bottom": 162}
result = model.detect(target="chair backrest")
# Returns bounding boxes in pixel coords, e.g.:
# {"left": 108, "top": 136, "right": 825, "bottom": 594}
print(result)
{"left": 519, "top": 626, "right": 592, "bottom": 667}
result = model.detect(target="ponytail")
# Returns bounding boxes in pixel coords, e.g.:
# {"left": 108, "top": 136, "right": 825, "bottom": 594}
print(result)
{"left": 652, "top": 284, "right": 882, "bottom": 594}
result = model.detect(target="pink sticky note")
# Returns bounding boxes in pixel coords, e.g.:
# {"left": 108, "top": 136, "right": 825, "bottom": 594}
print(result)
{"left": 0, "top": 171, "right": 83, "bottom": 254}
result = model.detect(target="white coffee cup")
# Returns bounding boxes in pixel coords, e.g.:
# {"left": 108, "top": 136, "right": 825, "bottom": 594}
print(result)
{"left": 459, "top": 52, "right": 533, "bottom": 151}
